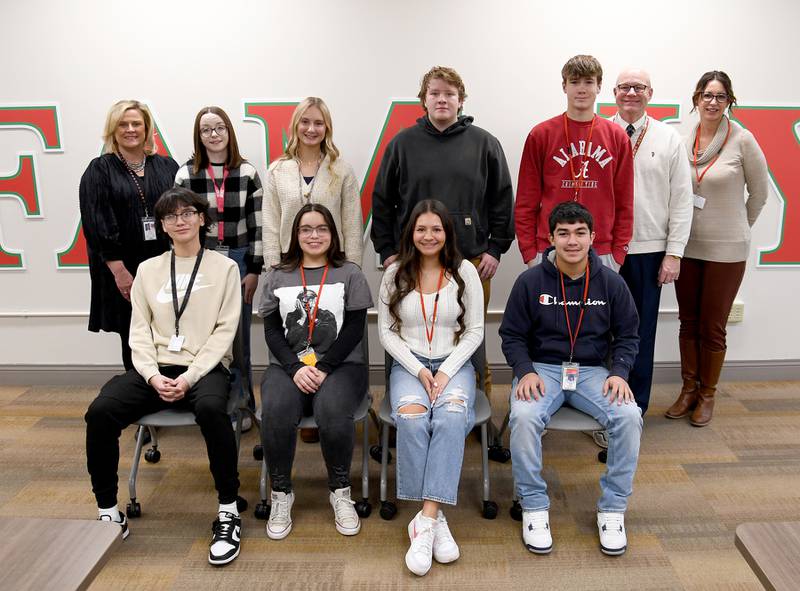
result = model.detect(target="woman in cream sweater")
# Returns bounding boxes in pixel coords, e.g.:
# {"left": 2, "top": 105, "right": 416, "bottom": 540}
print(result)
{"left": 263, "top": 97, "right": 363, "bottom": 269}
{"left": 665, "top": 71, "right": 769, "bottom": 427}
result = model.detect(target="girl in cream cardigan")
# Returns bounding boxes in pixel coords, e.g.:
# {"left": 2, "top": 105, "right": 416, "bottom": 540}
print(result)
{"left": 263, "top": 97, "right": 363, "bottom": 269}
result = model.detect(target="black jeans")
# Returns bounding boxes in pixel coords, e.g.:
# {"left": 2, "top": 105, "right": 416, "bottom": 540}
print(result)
{"left": 260, "top": 363, "right": 367, "bottom": 493}
{"left": 85, "top": 365, "right": 240, "bottom": 508}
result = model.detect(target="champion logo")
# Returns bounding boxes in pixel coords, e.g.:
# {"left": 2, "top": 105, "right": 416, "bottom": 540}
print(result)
{"left": 539, "top": 293, "right": 606, "bottom": 306}
{"left": 156, "top": 273, "right": 212, "bottom": 303}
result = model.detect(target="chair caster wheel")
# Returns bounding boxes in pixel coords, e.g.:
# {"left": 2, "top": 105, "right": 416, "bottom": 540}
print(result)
{"left": 126, "top": 501, "right": 141, "bottom": 518}
{"left": 144, "top": 448, "right": 161, "bottom": 463}
{"left": 482, "top": 500, "right": 498, "bottom": 519}
{"left": 488, "top": 445, "right": 511, "bottom": 463}
{"left": 355, "top": 500, "right": 372, "bottom": 518}
{"left": 253, "top": 444, "right": 263, "bottom": 462}
{"left": 254, "top": 501, "right": 270, "bottom": 520}
{"left": 236, "top": 495, "right": 248, "bottom": 512}
{"left": 370, "top": 445, "right": 391, "bottom": 464}
{"left": 379, "top": 501, "right": 397, "bottom": 520}
{"left": 510, "top": 500, "right": 522, "bottom": 521}
{"left": 598, "top": 449, "right": 607, "bottom": 464}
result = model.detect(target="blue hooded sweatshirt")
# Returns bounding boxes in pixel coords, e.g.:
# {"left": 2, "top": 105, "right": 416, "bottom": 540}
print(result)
{"left": 500, "top": 247, "right": 639, "bottom": 381}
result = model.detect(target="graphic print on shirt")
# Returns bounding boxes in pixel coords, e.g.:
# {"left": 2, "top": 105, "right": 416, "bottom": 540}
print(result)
{"left": 275, "top": 282, "right": 345, "bottom": 355}
{"left": 155, "top": 273, "right": 213, "bottom": 304}
{"left": 552, "top": 141, "right": 615, "bottom": 192}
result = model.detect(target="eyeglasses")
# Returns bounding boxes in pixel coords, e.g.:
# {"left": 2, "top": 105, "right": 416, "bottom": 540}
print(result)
{"left": 616, "top": 84, "right": 649, "bottom": 94}
{"left": 163, "top": 210, "right": 199, "bottom": 224}
{"left": 298, "top": 225, "right": 331, "bottom": 237}
{"left": 700, "top": 92, "right": 729, "bottom": 104}
{"left": 200, "top": 125, "right": 228, "bottom": 138}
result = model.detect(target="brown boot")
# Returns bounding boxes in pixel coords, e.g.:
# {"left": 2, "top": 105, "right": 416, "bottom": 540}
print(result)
{"left": 300, "top": 427, "right": 320, "bottom": 443}
{"left": 690, "top": 348, "right": 726, "bottom": 427}
{"left": 665, "top": 339, "right": 700, "bottom": 419}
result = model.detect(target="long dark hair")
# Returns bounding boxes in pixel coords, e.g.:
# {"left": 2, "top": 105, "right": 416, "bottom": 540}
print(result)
{"left": 386, "top": 199, "right": 466, "bottom": 344}
{"left": 276, "top": 203, "right": 347, "bottom": 271}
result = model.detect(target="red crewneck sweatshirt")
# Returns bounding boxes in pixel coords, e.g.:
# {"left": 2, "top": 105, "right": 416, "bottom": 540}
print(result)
{"left": 515, "top": 113, "right": 634, "bottom": 264}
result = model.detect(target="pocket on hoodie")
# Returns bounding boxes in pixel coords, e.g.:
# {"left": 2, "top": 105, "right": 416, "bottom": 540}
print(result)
{"left": 451, "top": 210, "right": 486, "bottom": 257}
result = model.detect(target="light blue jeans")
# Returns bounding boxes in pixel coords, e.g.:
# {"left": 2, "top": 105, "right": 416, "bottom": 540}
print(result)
{"left": 510, "top": 362, "right": 642, "bottom": 513}
{"left": 226, "top": 246, "right": 254, "bottom": 410}
{"left": 389, "top": 354, "right": 476, "bottom": 505}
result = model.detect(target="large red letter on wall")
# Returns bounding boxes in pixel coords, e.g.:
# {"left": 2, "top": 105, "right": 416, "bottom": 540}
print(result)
{"left": 733, "top": 107, "right": 800, "bottom": 266}
{"left": 0, "top": 105, "right": 61, "bottom": 269}
{"left": 56, "top": 111, "right": 174, "bottom": 268}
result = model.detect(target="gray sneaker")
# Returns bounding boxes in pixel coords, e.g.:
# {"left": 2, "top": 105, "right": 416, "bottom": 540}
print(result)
{"left": 266, "top": 490, "right": 294, "bottom": 540}
{"left": 329, "top": 487, "right": 360, "bottom": 536}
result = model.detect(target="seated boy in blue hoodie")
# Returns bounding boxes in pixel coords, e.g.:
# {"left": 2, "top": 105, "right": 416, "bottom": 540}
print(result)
{"left": 500, "top": 201, "right": 641, "bottom": 557}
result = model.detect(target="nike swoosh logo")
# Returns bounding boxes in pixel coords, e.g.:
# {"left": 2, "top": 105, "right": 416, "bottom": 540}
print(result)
{"left": 156, "top": 274, "right": 212, "bottom": 303}
{"left": 233, "top": 526, "right": 240, "bottom": 542}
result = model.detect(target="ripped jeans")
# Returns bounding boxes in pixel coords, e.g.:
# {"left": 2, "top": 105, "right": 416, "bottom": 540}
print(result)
{"left": 389, "top": 354, "right": 476, "bottom": 505}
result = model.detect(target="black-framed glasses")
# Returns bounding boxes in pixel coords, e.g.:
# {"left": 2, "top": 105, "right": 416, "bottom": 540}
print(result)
{"left": 298, "top": 225, "right": 331, "bottom": 237}
{"left": 163, "top": 210, "right": 199, "bottom": 224}
{"left": 701, "top": 92, "right": 729, "bottom": 104}
{"left": 616, "top": 84, "right": 649, "bottom": 94}
{"left": 200, "top": 125, "right": 228, "bottom": 138}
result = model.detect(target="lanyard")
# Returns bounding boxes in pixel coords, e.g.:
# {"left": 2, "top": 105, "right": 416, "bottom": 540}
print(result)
{"left": 558, "top": 261, "right": 591, "bottom": 362}
{"left": 563, "top": 113, "right": 596, "bottom": 201}
{"left": 300, "top": 264, "right": 329, "bottom": 346}
{"left": 693, "top": 121, "right": 731, "bottom": 186}
{"left": 419, "top": 267, "right": 445, "bottom": 360}
{"left": 120, "top": 155, "right": 150, "bottom": 216}
{"left": 630, "top": 116, "right": 650, "bottom": 158}
{"left": 170, "top": 248, "right": 205, "bottom": 337}
{"left": 207, "top": 164, "right": 229, "bottom": 241}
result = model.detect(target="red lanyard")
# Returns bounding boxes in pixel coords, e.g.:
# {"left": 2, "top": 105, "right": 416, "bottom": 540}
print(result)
{"left": 631, "top": 116, "right": 650, "bottom": 158}
{"left": 300, "top": 264, "right": 329, "bottom": 345}
{"left": 559, "top": 261, "right": 591, "bottom": 362}
{"left": 207, "top": 164, "right": 229, "bottom": 241}
{"left": 693, "top": 122, "right": 731, "bottom": 186}
{"left": 419, "top": 267, "right": 445, "bottom": 352}
{"left": 563, "top": 113, "right": 596, "bottom": 201}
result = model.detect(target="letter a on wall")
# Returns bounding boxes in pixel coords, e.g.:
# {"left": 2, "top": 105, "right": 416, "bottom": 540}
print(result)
{"left": 0, "top": 105, "right": 62, "bottom": 269}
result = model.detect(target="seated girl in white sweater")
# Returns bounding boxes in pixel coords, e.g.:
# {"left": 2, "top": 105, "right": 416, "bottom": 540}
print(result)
{"left": 378, "top": 199, "right": 484, "bottom": 577}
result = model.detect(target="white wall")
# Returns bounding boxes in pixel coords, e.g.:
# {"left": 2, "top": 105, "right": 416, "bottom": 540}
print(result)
{"left": 1, "top": 0, "right": 799, "bottom": 371}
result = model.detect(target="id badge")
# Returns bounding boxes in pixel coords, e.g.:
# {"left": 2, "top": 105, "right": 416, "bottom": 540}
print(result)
{"left": 298, "top": 346, "right": 317, "bottom": 367}
{"left": 142, "top": 216, "right": 157, "bottom": 241}
{"left": 168, "top": 334, "right": 185, "bottom": 352}
{"left": 215, "top": 244, "right": 230, "bottom": 256}
{"left": 693, "top": 194, "right": 706, "bottom": 209}
{"left": 561, "top": 362, "right": 579, "bottom": 391}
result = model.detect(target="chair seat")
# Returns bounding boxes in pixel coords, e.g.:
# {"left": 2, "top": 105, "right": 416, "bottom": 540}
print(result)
{"left": 136, "top": 396, "right": 240, "bottom": 428}
{"left": 255, "top": 393, "right": 372, "bottom": 430}
{"left": 378, "top": 389, "right": 491, "bottom": 426}
{"left": 547, "top": 406, "right": 603, "bottom": 431}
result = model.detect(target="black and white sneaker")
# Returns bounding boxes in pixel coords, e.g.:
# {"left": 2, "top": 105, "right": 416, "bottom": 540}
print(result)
{"left": 99, "top": 512, "right": 129, "bottom": 540}
{"left": 208, "top": 512, "right": 241, "bottom": 566}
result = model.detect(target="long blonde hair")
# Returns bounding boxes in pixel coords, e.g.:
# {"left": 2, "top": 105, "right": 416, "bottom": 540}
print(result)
{"left": 101, "top": 100, "right": 157, "bottom": 156}
{"left": 281, "top": 97, "right": 340, "bottom": 166}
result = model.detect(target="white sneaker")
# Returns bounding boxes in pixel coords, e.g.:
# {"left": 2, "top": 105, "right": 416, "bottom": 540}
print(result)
{"left": 266, "top": 490, "right": 294, "bottom": 540}
{"left": 597, "top": 512, "right": 627, "bottom": 555}
{"left": 433, "top": 510, "right": 459, "bottom": 563}
{"left": 406, "top": 512, "right": 436, "bottom": 576}
{"left": 522, "top": 510, "right": 552, "bottom": 554}
{"left": 329, "top": 487, "right": 361, "bottom": 536}
{"left": 99, "top": 512, "right": 129, "bottom": 540}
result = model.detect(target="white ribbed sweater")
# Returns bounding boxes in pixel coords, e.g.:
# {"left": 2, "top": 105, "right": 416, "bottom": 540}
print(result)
{"left": 378, "top": 260, "right": 484, "bottom": 379}
{"left": 263, "top": 154, "right": 363, "bottom": 267}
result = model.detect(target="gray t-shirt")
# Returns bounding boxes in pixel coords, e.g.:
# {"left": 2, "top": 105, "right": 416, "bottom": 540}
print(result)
{"left": 258, "top": 261, "right": 373, "bottom": 365}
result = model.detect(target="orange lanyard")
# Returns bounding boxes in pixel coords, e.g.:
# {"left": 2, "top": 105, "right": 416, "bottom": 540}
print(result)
{"left": 559, "top": 261, "right": 591, "bottom": 362}
{"left": 693, "top": 122, "right": 731, "bottom": 186}
{"left": 419, "top": 267, "right": 445, "bottom": 352}
{"left": 563, "top": 113, "right": 596, "bottom": 201}
{"left": 299, "top": 264, "right": 329, "bottom": 345}
{"left": 630, "top": 116, "right": 650, "bottom": 158}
